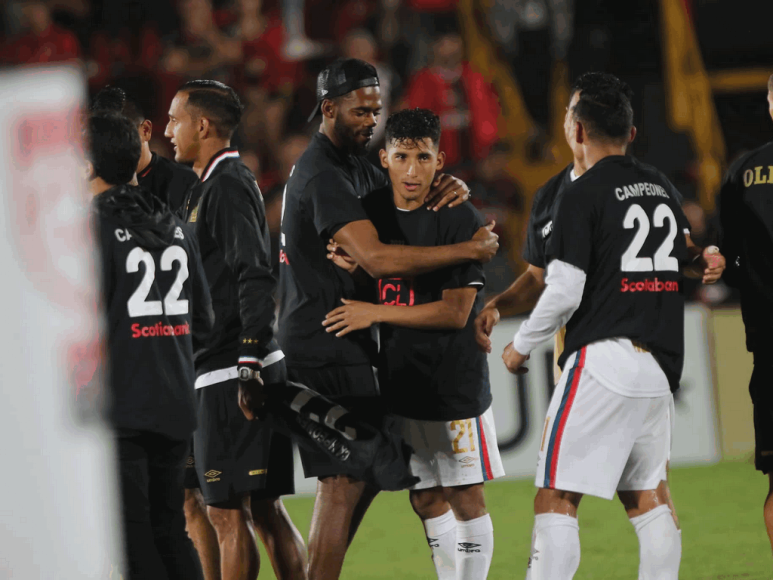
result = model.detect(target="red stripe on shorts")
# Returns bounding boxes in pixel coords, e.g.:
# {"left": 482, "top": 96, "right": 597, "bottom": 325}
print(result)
{"left": 477, "top": 416, "right": 494, "bottom": 481}
{"left": 549, "top": 346, "right": 586, "bottom": 487}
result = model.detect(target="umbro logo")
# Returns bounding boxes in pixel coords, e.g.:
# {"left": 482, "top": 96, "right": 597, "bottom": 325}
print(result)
{"left": 459, "top": 456, "right": 475, "bottom": 464}
{"left": 541, "top": 220, "right": 553, "bottom": 239}
{"left": 427, "top": 537, "right": 439, "bottom": 548}
{"left": 457, "top": 542, "right": 481, "bottom": 553}
{"left": 186, "top": 456, "right": 195, "bottom": 467}
{"left": 205, "top": 469, "right": 222, "bottom": 482}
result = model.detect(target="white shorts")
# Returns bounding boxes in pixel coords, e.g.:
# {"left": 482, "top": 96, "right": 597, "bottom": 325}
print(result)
{"left": 404, "top": 406, "right": 505, "bottom": 490}
{"left": 535, "top": 347, "right": 672, "bottom": 500}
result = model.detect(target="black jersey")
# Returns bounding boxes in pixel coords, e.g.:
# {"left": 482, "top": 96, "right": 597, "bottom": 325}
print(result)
{"left": 93, "top": 184, "right": 213, "bottom": 440}
{"left": 184, "top": 148, "right": 278, "bottom": 372}
{"left": 277, "top": 132, "right": 388, "bottom": 368}
{"left": 523, "top": 165, "right": 574, "bottom": 268}
{"left": 718, "top": 140, "right": 773, "bottom": 353}
{"left": 363, "top": 188, "right": 489, "bottom": 421}
{"left": 137, "top": 152, "right": 199, "bottom": 215}
{"left": 547, "top": 156, "right": 691, "bottom": 392}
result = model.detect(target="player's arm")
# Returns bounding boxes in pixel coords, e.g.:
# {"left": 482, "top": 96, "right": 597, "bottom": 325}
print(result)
{"left": 323, "top": 286, "right": 478, "bottom": 336}
{"left": 503, "top": 191, "right": 591, "bottom": 374}
{"left": 206, "top": 176, "right": 275, "bottom": 363}
{"left": 186, "top": 226, "right": 215, "bottom": 337}
{"left": 333, "top": 219, "right": 497, "bottom": 279}
{"left": 305, "top": 171, "right": 498, "bottom": 279}
{"left": 474, "top": 264, "right": 546, "bottom": 353}
{"left": 716, "top": 158, "right": 747, "bottom": 288}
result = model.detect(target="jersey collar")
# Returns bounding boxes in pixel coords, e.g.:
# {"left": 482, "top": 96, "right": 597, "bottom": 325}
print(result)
{"left": 137, "top": 152, "right": 157, "bottom": 179}
{"left": 202, "top": 147, "right": 240, "bottom": 182}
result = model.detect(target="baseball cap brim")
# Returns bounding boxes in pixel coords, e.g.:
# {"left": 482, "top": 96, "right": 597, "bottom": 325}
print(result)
{"left": 307, "top": 75, "right": 379, "bottom": 123}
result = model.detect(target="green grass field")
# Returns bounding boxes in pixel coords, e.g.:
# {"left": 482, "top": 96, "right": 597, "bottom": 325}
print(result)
{"left": 254, "top": 461, "right": 772, "bottom": 579}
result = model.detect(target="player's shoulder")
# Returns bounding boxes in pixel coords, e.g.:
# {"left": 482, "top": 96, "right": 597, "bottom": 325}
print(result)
{"left": 533, "top": 165, "right": 573, "bottom": 206}
{"left": 726, "top": 140, "right": 773, "bottom": 179}
{"left": 436, "top": 200, "right": 484, "bottom": 230}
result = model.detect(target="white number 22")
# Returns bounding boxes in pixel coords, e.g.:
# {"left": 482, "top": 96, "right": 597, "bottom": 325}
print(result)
{"left": 621, "top": 203, "right": 679, "bottom": 272}
{"left": 126, "top": 246, "right": 189, "bottom": 317}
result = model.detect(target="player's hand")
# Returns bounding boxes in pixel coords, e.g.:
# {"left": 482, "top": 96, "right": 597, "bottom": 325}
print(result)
{"left": 327, "top": 239, "right": 359, "bottom": 274}
{"left": 470, "top": 221, "right": 499, "bottom": 263}
{"left": 238, "top": 375, "right": 267, "bottom": 421}
{"left": 323, "top": 298, "right": 378, "bottom": 337}
{"left": 700, "top": 245, "right": 725, "bottom": 285}
{"left": 423, "top": 173, "right": 471, "bottom": 211}
{"left": 502, "top": 342, "right": 529, "bottom": 374}
{"left": 474, "top": 307, "right": 500, "bottom": 353}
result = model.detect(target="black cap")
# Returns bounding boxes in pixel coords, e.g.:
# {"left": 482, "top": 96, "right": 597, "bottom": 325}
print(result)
{"left": 307, "top": 58, "right": 380, "bottom": 123}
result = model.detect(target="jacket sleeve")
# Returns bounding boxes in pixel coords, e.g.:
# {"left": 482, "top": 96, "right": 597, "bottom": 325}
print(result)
{"left": 185, "top": 224, "right": 214, "bottom": 339}
{"left": 717, "top": 156, "right": 747, "bottom": 288}
{"left": 204, "top": 176, "right": 277, "bottom": 362}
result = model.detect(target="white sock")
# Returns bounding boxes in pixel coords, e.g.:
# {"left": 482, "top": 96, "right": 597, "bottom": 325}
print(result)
{"left": 526, "top": 513, "right": 580, "bottom": 580}
{"left": 630, "top": 505, "right": 681, "bottom": 580}
{"left": 423, "top": 510, "right": 457, "bottom": 580}
{"left": 456, "top": 514, "right": 494, "bottom": 580}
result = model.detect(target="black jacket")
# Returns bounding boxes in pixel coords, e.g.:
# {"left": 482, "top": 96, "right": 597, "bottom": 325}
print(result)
{"left": 183, "top": 148, "right": 278, "bottom": 372}
{"left": 93, "top": 184, "right": 214, "bottom": 440}
{"left": 718, "top": 140, "right": 773, "bottom": 353}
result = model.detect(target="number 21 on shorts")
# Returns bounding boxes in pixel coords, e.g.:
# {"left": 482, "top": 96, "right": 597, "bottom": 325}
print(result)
{"left": 451, "top": 419, "right": 476, "bottom": 454}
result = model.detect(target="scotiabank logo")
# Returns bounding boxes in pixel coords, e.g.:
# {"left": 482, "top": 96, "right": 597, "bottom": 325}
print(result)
{"left": 131, "top": 321, "right": 191, "bottom": 338}
{"left": 620, "top": 278, "right": 679, "bottom": 293}
{"left": 379, "top": 278, "right": 414, "bottom": 306}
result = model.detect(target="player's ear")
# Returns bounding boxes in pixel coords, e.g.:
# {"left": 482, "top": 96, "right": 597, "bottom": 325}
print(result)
{"left": 629, "top": 125, "right": 637, "bottom": 143}
{"left": 83, "top": 160, "right": 95, "bottom": 181}
{"left": 139, "top": 119, "right": 153, "bottom": 142}
{"left": 435, "top": 150, "right": 445, "bottom": 172}
{"left": 574, "top": 121, "right": 585, "bottom": 144}
{"left": 198, "top": 116, "right": 210, "bottom": 139}
{"left": 321, "top": 99, "right": 335, "bottom": 120}
{"left": 379, "top": 148, "right": 388, "bottom": 168}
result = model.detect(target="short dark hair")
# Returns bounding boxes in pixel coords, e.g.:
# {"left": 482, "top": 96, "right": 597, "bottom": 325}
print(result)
{"left": 385, "top": 108, "right": 442, "bottom": 148}
{"left": 92, "top": 86, "right": 146, "bottom": 126}
{"left": 86, "top": 111, "right": 141, "bottom": 185}
{"left": 179, "top": 80, "right": 243, "bottom": 138}
{"left": 570, "top": 72, "right": 634, "bottom": 103}
{"left": 570, "top": 73, "right": 634, "bottom": 142}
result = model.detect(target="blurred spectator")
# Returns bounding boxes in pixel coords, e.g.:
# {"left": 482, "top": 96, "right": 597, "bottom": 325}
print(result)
{"left": 162, "top": 0, "right": 241, "bottom": 82}
{"left": 397, "top": 0, "right": 459, "bottom": 75}
{"left": 485, "top": 0, "right": 573, "bottom": 161}
{"left": 403, "top": 27, "right": 500, "bottom": 180}
{"left": 467, "top": 144, "right": 523, "bottom": 294}
{"left": 3, "top": 0, "right": 81, "bottom": 65}
{"left": 264, "top": 133, "right": 310, "bottom": 273}
{"left": 341, "top": 28, "right": 400, "bottom": 148}
{"left": 281, "top": 0, "right": 330, "bottom": 60}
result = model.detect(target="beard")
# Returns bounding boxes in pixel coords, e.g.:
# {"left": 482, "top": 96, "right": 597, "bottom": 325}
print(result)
{"left": 333, "top": 118, "right": 372, "bottom": 156}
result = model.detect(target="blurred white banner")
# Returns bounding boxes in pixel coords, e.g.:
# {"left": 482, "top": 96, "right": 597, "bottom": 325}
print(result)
{"left": 0, "top": 66, "right": 123, "bottom": 579}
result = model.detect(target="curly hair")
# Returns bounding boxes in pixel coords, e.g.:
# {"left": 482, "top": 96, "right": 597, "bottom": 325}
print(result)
{"left": 385, "top": 108, "right": 441, "bottom": 148}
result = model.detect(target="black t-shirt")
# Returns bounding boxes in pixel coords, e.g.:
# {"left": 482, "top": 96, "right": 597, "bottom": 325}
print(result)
{"left": 523, "top": 164, "right": 574, "bottom": 268}
{"left": 138, "top": 152, "right": 199, "bottom": 215}
{"left": 718, "top": 140, "right": 773, "bottom": 353}
{"left": 277, "top": 132, "right": 388, "bottom": 368}
{"left": 548, "top": 156, "right": 691, "bottom": 392}
{"left": 94, "top": 185, "right": 213, "bottom": 441}
{"left": 363, "top": 188, "right": 490, "bottom": 421}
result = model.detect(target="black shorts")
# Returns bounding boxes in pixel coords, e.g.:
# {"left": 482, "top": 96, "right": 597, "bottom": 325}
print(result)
{"left": 750, "top": 357, "right": 773, "bottom": 474}
{"left": 192, "top": 359, "right": 295, "bottom": 505}
{"left": 287, "top": 364, "right": 379, "bottom": 479}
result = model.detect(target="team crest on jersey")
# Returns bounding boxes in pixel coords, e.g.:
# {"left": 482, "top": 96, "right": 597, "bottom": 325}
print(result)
{"left": 541, "top": 220, "right": 553, "bottom": 239}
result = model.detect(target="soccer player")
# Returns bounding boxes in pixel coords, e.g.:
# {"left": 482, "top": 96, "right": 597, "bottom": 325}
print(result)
{"left": 474, "top": 72, "right": 726, "bottom": 532}
{"left": 322, "top": 108, "right": 504, "bottom": 579}
{"left": 502, "top": 79, "right": 692, "bottom": 580}
{"left": 277, "top": 58, "right": 498, "bottom": 580}
{"left": 92, "top": 86, "right": 199, "bottom": 214}
{"left": 87, "top": 110, "right": 213, "bottom": 579}
{"left": 165, "top": 80, "right": 306, "bottom": 580}
{"left": 717, "top": 73, "right": 773, "bottom": 554}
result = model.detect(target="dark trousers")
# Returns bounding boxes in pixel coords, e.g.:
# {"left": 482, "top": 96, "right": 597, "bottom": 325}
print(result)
{"left": 116, "top": 431, "right": 204, "bottom": 580}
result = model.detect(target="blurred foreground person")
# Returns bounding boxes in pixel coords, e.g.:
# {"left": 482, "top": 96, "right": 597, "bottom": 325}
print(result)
{"left": 718, "top": 73, "right": 773, "bottom": 555}
{"left": 87, "top": 111, "right": 213, "bottom": 579}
